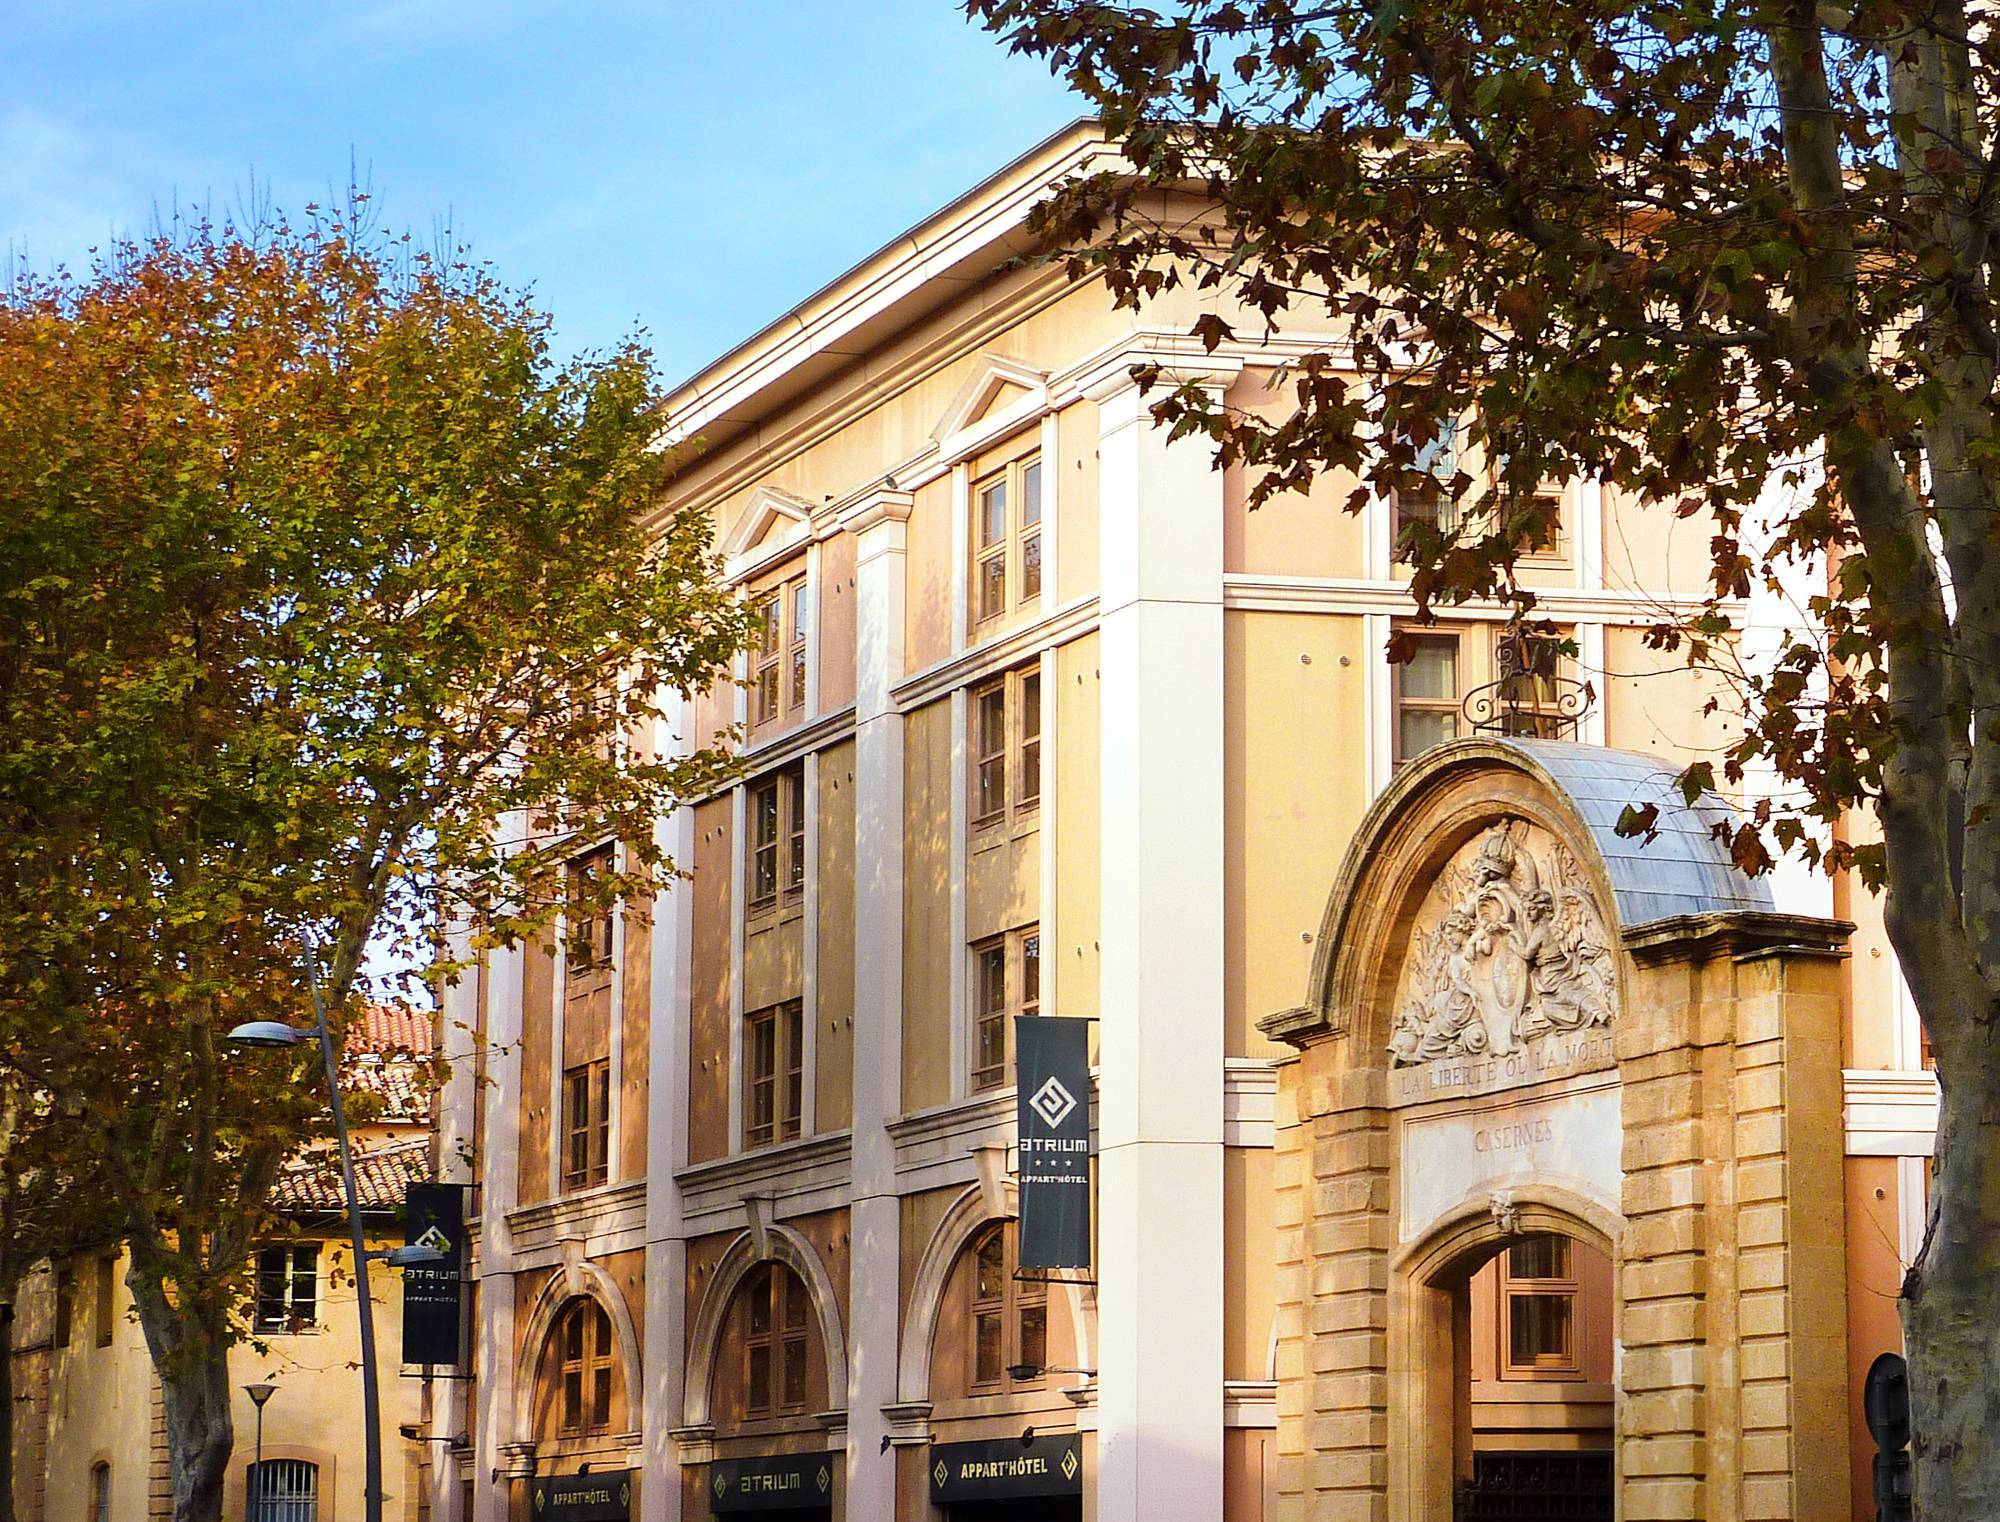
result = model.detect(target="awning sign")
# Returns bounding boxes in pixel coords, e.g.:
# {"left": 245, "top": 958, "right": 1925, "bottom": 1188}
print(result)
{"left": 530, "top": 1470, "right": 631, "bottom": 1521}
{"left": 400, "top": 1181, "right": 466, "bottom": 1366}
{"left": 928, "top": 1434, "right": 1083, "bottom": 1503}
{"left": 708, "top": 1453, "right": 836, "bottom": 1513}
{"left": 1015, "top": 1016, "right": 1092, "bottom": 1269}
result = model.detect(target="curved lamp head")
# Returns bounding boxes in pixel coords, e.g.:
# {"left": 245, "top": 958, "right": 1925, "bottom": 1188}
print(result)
{"left": 379, "top": 1245, "right": 449, "bottom": 1269}
{"left": 225, "top": 1021, "right": 309, "bottom": 1049}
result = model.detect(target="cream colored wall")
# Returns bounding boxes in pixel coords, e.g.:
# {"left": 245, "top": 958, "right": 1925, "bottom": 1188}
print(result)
{"left": 901, "top": 697, "right": 954, "bottom": 1113}
{"left": 1224, "top": 610, "right": 1372, "bottom": 1056}
{"left": 1601, "top": 625, "right": 1743, "bottom": 763}
{"left": 1224, "top": 369, "right": 1368, "bottom": 578}
{"left": 41, "top": 1241, "right": 426, "bottom": 1522}
{"left": 1056, "top": 399, "right": 1100, "bottom": 604}
{"left": 1054, "top": 633, "right": 1101, "bottom": 1023}
{"left": 816, "top": 739, "right": 857, "bottom": 1132}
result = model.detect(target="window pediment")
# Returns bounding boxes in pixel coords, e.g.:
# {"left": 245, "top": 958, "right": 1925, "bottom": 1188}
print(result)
{"left": 932, "top": 355, "right": 1049, "bottom": 464}
{"left": 724, "top": 485, "right": 816, "bottom": 581}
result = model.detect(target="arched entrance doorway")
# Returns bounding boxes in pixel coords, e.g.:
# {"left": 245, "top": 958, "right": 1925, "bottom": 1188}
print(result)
{"left": 1395, "top": 1193, "right": 1617, "bottom": 1521}
{"left": 1263, "top": 738, "right": 1854, "bottom": 1522}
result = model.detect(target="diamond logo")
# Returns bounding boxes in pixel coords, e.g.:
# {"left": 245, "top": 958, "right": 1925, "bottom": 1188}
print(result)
{"left": 534, "top": 1489, "right": 547, "bottom": 1514}
{"left": 933, "top": 1459, "right": 949, "bottom": 1491}
{"left": 1030, "top": 1075, "right": 1077, "bottom": 1129}
{"left": 1061, "top": 1445, "right": 1079, "bottom": 1481}
{"left": 414, "top": 1225, "right": 452, "bottom": 1255}
{"left": 713, "top": 1470, "right": 727, "bottom": 1499}
{"left": 816, "top": 1464, "right": 831, "bottom": 1495}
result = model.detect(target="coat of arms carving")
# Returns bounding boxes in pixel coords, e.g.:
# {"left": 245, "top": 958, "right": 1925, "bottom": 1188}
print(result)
{"left": 1387, "top": 822, "right": 1616, "bottom": 1067}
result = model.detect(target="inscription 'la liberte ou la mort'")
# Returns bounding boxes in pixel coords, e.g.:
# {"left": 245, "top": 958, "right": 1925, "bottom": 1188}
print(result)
{"left": 1392, "top": 1027, "right": 1615, "bottom": 1104}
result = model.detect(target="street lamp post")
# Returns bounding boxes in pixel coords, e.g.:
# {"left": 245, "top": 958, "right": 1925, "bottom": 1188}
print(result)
{"left": 230, "top": 940, "right": 442, "bottom": 1520}
{"left": 243, "top": 1383, "right": 276, "bottom": 1522}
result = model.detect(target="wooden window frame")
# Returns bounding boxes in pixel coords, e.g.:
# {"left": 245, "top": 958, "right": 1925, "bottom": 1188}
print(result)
{"left": 557, "top": 1299, "right": 615, "bottom": 1435}
{"left": 743, "top": 1264, "right": 812, "bottom": 1420}
{"left": 252, "top": 1243, "right": 319, "bottom": 1334}
{"left": 968, "top": 666, "right": 1042, "bottom": 832}
{"left": 751, "top": 571, "right": 810, "bottom": 732}
{"left": 967, "top": 1223, "right": 1048, "bottom": 1393}
{"left": 562, "top": 1059, "right": 611, "bottom": 1193}
{"left": 970, "top": 453, "right": 1044, "bottom": 634}
{"left": 565, "top": 844, "right": 616, "bottom": 977}
{"left": 93, "top": 1255, "right": 115, "bottom": 1347}
{"left": 744, "top": 999, "right": 805, "bottom": 1149}
{"left": 1391, "top": 628, "right": 1465, "bottom": 767}
{"left": 970, "top": 924, "right": 1040, "bottom": 1092}
{"left": 1390, "top": 418, "right": 1461, "bottom": 552}
{"left": 747, "top": 766, "right": 806, "bottom": 917}
{"left": 1498, "top": 1234, "right": 1583, "bottom": 1379}
{"left": 54, "top": 1266, "right": 74, "bottom": 1349}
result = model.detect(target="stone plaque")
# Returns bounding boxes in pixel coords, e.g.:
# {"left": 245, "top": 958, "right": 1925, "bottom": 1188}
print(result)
{"left": 1399, "top": 1082, "right": 1620, "bottom": 1242}
{"left": 1385, "top": 821, "right": 1617, "bottom": 1105}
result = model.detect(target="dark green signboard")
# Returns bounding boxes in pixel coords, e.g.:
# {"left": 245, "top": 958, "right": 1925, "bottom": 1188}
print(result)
{"left": 709, "top": 1452, "right": 836, "bottom": 1514}
{"left": 1015, "top": 1016, "right": 1092, "bottom": 1268}
{"left": 928, "top": 1434, "right": 1083, "bottom": 1504}
{"left": 530, "top": 1470, "right": 631, "bottom": 1521}
{"left": 401, "top": 1181, "right": 467, "bottom": 1365}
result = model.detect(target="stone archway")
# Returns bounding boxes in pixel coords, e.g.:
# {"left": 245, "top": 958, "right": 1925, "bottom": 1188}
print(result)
{"left": 1263, "top": 738, "right": 1854, "bottom": 1522}
{"left": 682, "top": 1225, "right": 849, "bottom": 1429}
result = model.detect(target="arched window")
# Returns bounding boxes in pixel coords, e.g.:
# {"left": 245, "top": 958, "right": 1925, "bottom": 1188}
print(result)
{"left": 556, "top": 1299, "right": 616, "bottom": 1435}
{"left": 741, "top": 1264, "right": 810, "bottom": 1419}
{"left": 247, "top": 1458, "right": 318, "bottom": 1520}
{"left": 965, "top": 1223, "right": 1045, "bottom": 1391}
{"left": 89, "top": 1463, "right": 111, "bottom": 1522}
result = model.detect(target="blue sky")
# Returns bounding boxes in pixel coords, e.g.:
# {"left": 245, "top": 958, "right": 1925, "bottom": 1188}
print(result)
{"left": 2, "top": 0, "right": 1085, "bottom": 381}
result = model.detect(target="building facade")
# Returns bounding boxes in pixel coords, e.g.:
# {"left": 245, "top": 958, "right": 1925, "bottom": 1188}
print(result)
{"left": 8, "top": 1005, "right": 435, "bottom": 1522}
{"left": 432, "top": 122, "right": 1935, "bottom": 1522}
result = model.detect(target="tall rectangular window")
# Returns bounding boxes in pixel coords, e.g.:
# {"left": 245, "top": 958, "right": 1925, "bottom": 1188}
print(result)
{"left": 1500, "top": 1233, "right": 1582, "bottom": 1377}
{"left": 745, "top": 1000, "right": 805, "bottom": 1148}
{"left": 747, "top": 765, "right": 806, "bottom": 915}
{"left": 565, "top": 844, "right": 615, "bottom": 974}
{"left": 1390, "top": 418, "right": 1460, "bottom": 553}
{"left": 752, "top": 572, "right": 809, "bottom": 730}
{"left": 563, "top": 1059, "right": 611, "bottom": 1192}
{"left": 54, "top": 1266, "right": 74, "bottom": 1349}
{"left": 743, "top": 1266, "right": 809, "bottom": 1419}
{"left": 970, "top": 454, "right": 1044, "bottom": 633}
{"left": 94, "top": 1256, "right": 115, "bottom": 1347}
{"left": 253, "top": 1244, "right": 319, "bottom": 1334}
{"left": 1393, "top": 631, "right": 1461, "bottom": 765}
{"left": 968, "top": 665, "right": 1043, "bottom": 830}
{"left": 970, "top": 925, "right": 1040, "bottom": 1091}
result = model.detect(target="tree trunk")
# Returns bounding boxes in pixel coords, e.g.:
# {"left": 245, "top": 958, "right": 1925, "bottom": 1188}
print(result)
{"left": 1903, "top": 1061, "right": 2000, "bottom": 1518}
{"left": 128, "top": 1255, "right": 235, "bottom": 1522}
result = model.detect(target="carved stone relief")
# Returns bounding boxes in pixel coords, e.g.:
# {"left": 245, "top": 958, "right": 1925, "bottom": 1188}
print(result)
{"left": 1387, "top": 822, "right": 1616, "bottom": 1069}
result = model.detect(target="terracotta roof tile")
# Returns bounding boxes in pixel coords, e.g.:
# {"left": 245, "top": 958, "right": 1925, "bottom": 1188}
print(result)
{"left": 270, "top": 1136, "right": 432, "bottom": 1215}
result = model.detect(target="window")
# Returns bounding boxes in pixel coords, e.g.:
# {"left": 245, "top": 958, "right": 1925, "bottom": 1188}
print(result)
{"left": 1393, "top": 632, "right": 1462, "bottom": 764}
{"left": 1500, "top": 1234, "right": 1581, "bottom": 1377}
{"left": 969, "top": 666, "right": 1042, "bottom": 829}
{"left": 563, "top": 1060, "right": 611, "bottom": 1192}
{"left": 54, "top": 1265, "right": 74, "bottom": 1349}
{"left": 90, "top": 1463, "right": 111, "bottom": 1522}
{"left": 743, "top": 1265, "right": 811, "bottom": 1419}
{"left": 747, "top": 766, "right": 806, "bottom": 915}
{"left": 752, "top": 574, "right": 810, "bottom": 729}
{"left": 247, "top": 1458, "right": 318, "bottom": 1522}
{"left": 565, "top": 844, "right": 615, "bottom": 974}
{"left": 968, "top": 1224, "right": 1047, "bottom": 1390}
{"left": 558, "top": 1299, "right": 616, "bottom": 1435}
{"left": 94, "top": 1255, "right": 115, "bottom": 1346}
{"left": 1390, "top": 418, "right": 1460, "bottom": 550}
{"left": 971, "top": 454, "right": 1043, "bottom": 631}
{"left": 744, "top": 1000, "right": 805, "bottom": 1149}
{"left": 253, "top": 1244, "right": 319, "bottom": 1334}
{"left": 971, "top": 925, "right": 1040, "bottom": 1092}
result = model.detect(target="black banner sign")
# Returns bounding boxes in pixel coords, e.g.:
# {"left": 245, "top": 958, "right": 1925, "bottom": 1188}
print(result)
{"left": 1015, "top": 1016, "right": 1092, "bottom": 1269}
{"left": 929, "top": 1435, "right": 1083, "bottom": 1503}
{"left": 401, "top": 1182, "right": 467, "bottom": 1366}
{"left": 708, "top": 1453, "right": 836, "bottom": 1513}
{"left": 530, "top": 1470, "right": 632, "bottom": 1521}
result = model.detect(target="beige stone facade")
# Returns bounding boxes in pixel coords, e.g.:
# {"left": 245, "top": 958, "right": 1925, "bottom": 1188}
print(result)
{"left": 423, "top": 122, "right": 1930, "bottom": 1522}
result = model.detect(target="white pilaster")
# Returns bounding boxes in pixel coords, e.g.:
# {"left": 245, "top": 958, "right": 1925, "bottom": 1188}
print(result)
{"left": 1087, "top": 361, "right": 1235, "bottom": 1522}
{"left": 474, "top": 925, "right": 525, "bottom": 1522}
{"left": 642, "top": 694, "right": 697, "bottom": 1522}
{"left": 430, "top": 930, "right": 481, "bottom": 1521}
{"left": 838, "top": 486, "right": 914, "bottom": 1517}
